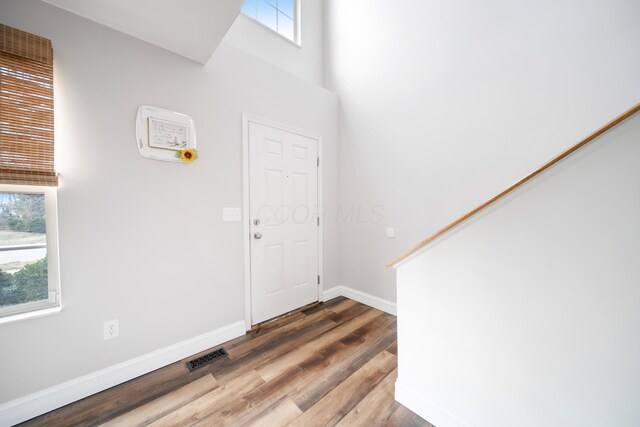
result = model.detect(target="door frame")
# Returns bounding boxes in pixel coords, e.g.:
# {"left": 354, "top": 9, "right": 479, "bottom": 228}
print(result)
{"left": 242, "top": 114, "right": 324, "bottom": 330}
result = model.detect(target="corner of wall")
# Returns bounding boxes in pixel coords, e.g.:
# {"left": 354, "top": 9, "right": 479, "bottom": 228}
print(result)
{"left": 322, "top": 285, "right": 396, "bottom": 315}
{"left": 395, "top": 379, "right": 474, "bottom": 427}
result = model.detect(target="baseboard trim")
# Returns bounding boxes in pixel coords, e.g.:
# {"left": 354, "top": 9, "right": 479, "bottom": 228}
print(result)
{"left": 0, "top": 320, "right": 246, "bottom": 426}
{"left": 395, "top": 379, "right": 474, "bottom": 427}
{"left": 323, "top": 285, "right": 396, "bottom": 316}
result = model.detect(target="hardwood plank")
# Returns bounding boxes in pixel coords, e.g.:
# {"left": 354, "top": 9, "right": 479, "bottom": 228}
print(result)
{"left": 204, "top": 300, "right": 365, "bottom": 386}
{"left": 386, "top": 403, "right": 434, "bottom": 427}
{"left": 249, "top": 297, "right": 349, "bottom": 338}
{"left": 323, "top": 296, "right": 357, "bottom": 313}
{"left": 99, "top": 374, "right": 217, "bottom": 426}
{"left": 256, "top": 308, "right": 382, "bottom": 382}
{"left": 241, "top": 397, "right": 303, "bottom": 427}
{"left": 385, "top": 340, "right": 398, "bottom": 356}
{"left": 193, "top": 313, "right": 394, "bottom": 426}
{"left": 249, "top": 310, "right": 306, "bottom": 336}
{"left": 221, "top": 298, "right": 348, "bottom": 354}
{"left": 21, "top": 299, "right": 427, "bottom": 427}
{"left": 149, "top": 370, "right": 264, "bottom": 426}
{"left": 192, "top": 364, "right": 306, "bottom": 426}
{"left": 288, "top": 350, "right": 397, "bottom": 426}
{"left": 300, "top": 295, "right": 347, "bottom": 316}
{"left": 291, "top": 317, "right": 397, "bottom": 411}
{"left": 326, "top": 298, "right": 369, "bottom": 323}
{"left": 209, "top": 311, "right": 339, "bottom": 385}
{"left": 336, "top": 367, "right": 398, "bottom": 426}
{"left": 227, "top": 307, "right": 337, "bottom": 361}
{"left": 21, "top": 360, "right": 195, "bottom": 427}
{"left": 299, "top": 297, "right": 339, "bottom": 316}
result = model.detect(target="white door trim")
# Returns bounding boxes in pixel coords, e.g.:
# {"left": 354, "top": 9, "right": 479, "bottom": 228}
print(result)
{"left": 242, "top": 114, "right": 324, "bottom": 330}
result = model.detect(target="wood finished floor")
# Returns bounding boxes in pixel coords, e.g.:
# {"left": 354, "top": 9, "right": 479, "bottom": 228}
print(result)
{"left": 21, "top": 297, "right": 431, "bottom": 426}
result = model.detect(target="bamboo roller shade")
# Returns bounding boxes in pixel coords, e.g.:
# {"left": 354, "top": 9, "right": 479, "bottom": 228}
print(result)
{"left": 0, "top": 23, "right": 57, "bottom": 186}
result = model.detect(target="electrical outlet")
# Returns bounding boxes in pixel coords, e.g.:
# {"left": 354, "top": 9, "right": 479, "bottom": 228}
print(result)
{"left": 103, "top": 319, "right": 119, "bottom": 340}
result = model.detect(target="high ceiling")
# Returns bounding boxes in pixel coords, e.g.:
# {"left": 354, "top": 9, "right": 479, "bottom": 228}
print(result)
{"left": 42, "top": 0, "right": 245, "bottom": 64}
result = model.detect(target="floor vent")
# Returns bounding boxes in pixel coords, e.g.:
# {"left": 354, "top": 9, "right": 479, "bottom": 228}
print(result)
{"left": 186, "top": 348, "right": 228, "bottom": 372}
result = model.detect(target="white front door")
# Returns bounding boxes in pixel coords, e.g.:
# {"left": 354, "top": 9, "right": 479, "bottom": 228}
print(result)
{"left": 248, "top": 121, "right": 319, "bottom": 324}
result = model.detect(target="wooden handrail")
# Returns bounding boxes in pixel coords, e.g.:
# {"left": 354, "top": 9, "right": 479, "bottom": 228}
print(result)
{"left": 387, "top": 103, "right": 640, "bottom": 268}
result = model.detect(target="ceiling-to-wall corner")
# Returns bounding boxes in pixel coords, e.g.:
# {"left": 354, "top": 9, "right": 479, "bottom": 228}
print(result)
{"left": 41, "top": 0, "right": 245, "bottom": 64}
{"left": 222, "top": 0, "right": 326, "bottom": 87}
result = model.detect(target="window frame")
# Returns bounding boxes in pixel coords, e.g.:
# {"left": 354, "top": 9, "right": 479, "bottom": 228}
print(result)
{"left": 0, "top": 183, "right": 61, "bottom": 324}
{"left": 241, "top": 0, "right": 301, "bottom": 46}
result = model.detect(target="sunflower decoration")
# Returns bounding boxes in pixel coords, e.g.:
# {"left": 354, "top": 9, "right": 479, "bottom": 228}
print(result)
{"left": 176, "top": 148, "right": 198, "bottom": 163}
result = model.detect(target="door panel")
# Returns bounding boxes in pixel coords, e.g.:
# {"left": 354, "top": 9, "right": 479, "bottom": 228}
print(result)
{"left": 249, "top": 122, "right": 319, "bottom": 324}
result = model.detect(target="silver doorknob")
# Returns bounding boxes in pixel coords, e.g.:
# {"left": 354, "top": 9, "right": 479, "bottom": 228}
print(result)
{"left": 254, "top": 232, "right": 263, "bottom": 239}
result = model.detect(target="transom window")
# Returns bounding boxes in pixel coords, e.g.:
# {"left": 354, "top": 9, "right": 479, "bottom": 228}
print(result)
{"left": 242, "top": 0, "right": 298, "bottom": 43}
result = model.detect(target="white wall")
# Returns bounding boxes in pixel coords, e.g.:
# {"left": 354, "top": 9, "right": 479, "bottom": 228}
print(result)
{"left": 224, "top": 0, "right": 324, "bottom": 86}
{"left": 324, "top": 0, "right": 640, "bottom": 303}
{"left": 396, "top": 113, "right": 640, "bottom": 426}
{"left": 0, "top": 0, "right": 338, "bottom": 406}
{"left": 42, "top": 0, "right": 245, "bottom": 64}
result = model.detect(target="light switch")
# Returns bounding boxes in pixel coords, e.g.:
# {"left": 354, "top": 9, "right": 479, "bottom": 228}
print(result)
{"left": 386, "top": 227, "right": 395, "bottom": 238}
{"left": 223, "top": 208, "right": 241, "bottom": 222}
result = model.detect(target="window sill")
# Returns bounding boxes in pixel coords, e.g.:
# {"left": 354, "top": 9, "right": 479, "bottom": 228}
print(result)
{"left": 0, "top": 304, "right": 61, "bottom": 325}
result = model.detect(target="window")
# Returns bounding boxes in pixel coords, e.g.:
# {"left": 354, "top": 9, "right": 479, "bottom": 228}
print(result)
{"left": 0, "top": 24, "right": 60, "bottom": 322}
{"left": 0, "top": 186, "right": 59, "bottom": 320}
{"left": 242, "top": 0, "right": 298, "bottom": 43}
